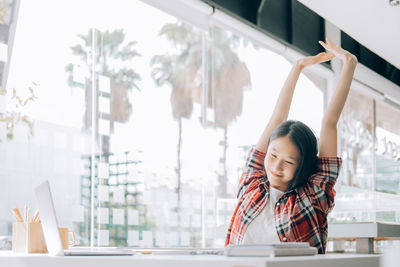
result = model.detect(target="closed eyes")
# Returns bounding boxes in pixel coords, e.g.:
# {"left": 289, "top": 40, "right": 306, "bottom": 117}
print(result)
{"left": 270, "top": 153, "right": 296, "bottom": 166}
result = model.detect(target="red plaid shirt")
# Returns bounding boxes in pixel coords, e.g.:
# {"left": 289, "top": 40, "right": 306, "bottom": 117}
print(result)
{"left": 225, "top": 147, "right": 342, "bottom": 254}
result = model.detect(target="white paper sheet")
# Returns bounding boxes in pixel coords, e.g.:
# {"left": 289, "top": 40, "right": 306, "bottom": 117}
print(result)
{"left": 128, "top": 209, "right": 139, "bottom": 225}
{"left": 98, "top": 230, "right": 109, "bottom": 246}
{"left": 98, "top": 75, "right": 111, "bottom": 94}
{"left": 99, "top": 118, "right": 110, "bottom": 136}
{"left": 113, "top": 187, "right": 125, "bottom": 203}
{"left": 112, "top": 208, "right": 124, "bottom": 225}
{"left": 98, "top": 185, "right": 109, "bottom": 202}
{"left": 99, "top": 95, "right": 110, "bottom": 114}
{"left": 142, "top": 231, "right": 153, "bottom": 247}
{"left": 71, "top": 205, "right": 84, "bottom": 222}
{"left": 98, "top": 162, "right": 109, "bottom": 179}
{"left": 98, "top": 208, "right": 109, "bottom": 224}
{"left": 127, "top": 230, "right": 139, "bottom": 246}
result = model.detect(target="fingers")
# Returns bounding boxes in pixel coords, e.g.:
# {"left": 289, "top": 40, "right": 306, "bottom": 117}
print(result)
{"left": 325, "top": 52, "right": 335, "bottom": 60}
{"left": 324, "top": 53, "right": 335, "bottom": 60}
{"left": 318, "top": 40, "right": 329, "bottom": 51}
{"left": 317, "top": 51, "right": 334, "bottom": 59}
{"left": 319, "top": 52, "right": 335, "bottom": 63}
{"left": 319, "top": 38, "right": 340, "bottom": 52}
{"left": 325, "top": 37, "right": 337, "bottom": 48}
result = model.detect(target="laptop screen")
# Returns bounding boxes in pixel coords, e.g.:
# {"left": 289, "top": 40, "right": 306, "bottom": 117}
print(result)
{"left": 34, "top": 180, "right": 64, "bottom": 256}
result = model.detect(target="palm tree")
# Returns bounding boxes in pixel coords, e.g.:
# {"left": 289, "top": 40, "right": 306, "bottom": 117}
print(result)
{"left": 205, "top": 27, "right": 251, "bottom": 198}
{"left": 150, "top": 23, "right": 201, "bottom": 239}
{"left": 65, "top": 28, "right": 141, "bottom": 246}
{"left": 150, "top": 22, "right": 251, "bottom": 220}
{"left": 65, "top": 28, "right": 141, "bottom": 155}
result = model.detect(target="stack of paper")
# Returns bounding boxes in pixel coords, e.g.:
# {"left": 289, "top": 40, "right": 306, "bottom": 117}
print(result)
{"left": 224, "top": 243, "right": 318, "bottom": 257}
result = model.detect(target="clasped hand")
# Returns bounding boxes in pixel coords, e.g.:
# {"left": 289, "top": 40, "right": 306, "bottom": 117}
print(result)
{"left": 296, "top": 37, "right": 357, "bottom": 70}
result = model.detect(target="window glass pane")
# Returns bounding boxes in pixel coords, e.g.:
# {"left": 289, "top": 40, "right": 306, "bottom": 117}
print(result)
{"left": 1, "top": 0, "right": 93, "bottom": 246}
{"left": 331, "top": 90, "right": 374, "bottom": 223}
{"left": 375, "top": 100, "right": 400, "bottom": 223}
{"left": 339, "top": 90, "right": 374, "bottom": 190}
{"left": 333, "top": 91, "right": 400, "bottom": 225}
{"left": 376, "top": 100, "right": 400, "bottom": 195}
{"left": 0, "top": 0, "right": 332, "bottom": 250}
{"left": 93, "top": 1, "right": 204, "bottom": 247}
{"left": 205, "top": 25, "right": 324, "bottom": 246}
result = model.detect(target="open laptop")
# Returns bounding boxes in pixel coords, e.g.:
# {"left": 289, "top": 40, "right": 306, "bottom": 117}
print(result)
{"left": 34, "top": 180, "right": 136, "bottom": 256}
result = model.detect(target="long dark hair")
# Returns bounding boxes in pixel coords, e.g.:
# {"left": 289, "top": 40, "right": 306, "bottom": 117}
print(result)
{"left": 268, "top": 120, "right": 318, "bottom": 191}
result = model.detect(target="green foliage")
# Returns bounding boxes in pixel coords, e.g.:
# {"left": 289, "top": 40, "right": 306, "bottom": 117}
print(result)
{"left": 0, "top": 0, "right": 7, "bottom": 24}
{"left": 0, "top": 82, "right": 39, "bottom": 141}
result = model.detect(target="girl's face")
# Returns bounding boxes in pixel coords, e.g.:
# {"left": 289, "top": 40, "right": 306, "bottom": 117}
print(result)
{"left": 264, "top": 136, "right": 300, "bottom": 192}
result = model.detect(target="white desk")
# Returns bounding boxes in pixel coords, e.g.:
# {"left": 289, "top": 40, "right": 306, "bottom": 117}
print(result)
{"left": 0, "top": 251, "right": 380, "bottom": 267}
{"left": 329, "top": 222, "right": 400, "bottom": 253}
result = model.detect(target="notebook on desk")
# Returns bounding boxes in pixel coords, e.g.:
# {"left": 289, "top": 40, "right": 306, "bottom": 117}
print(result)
{"left": 224, "top": 243, "right": 318, "bottom": 257}
{"left": 34, "top": 180, "right": 136, "bottom": 256}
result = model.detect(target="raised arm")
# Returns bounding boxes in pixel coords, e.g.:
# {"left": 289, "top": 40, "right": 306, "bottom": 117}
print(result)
{"left": 318, "top": 38, "right": 358, "bottom": 157}
{"left": 256, "top": 52, "right": 335, "bottom": 153}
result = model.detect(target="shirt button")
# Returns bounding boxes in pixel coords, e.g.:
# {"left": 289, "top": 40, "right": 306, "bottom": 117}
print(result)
{"left": 283, "top": 237, "right": 287, "bottom": 241}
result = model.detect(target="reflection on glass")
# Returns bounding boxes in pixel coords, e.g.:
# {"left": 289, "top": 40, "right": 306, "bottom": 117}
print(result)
{"left": 208, "top": 26, "right": 251, "bottom": 200}
{"left": 339, "top": 90, "right": 374, "bottom": 190}
{"left": 65, "top": 27, "right": 142, "bottom": 246}
{"left": 1, "top": 0, "right": 94, "bottom": 247}
{"left": 376, "top": 101, "right": 400, "bottom": 196}
{"left": 332, "top": 91, "right": 400, "bottom": 226}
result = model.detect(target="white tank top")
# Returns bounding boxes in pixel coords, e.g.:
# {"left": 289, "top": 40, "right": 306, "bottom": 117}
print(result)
{"left": 241, "top": 187, "right": 283, "bottom": 244}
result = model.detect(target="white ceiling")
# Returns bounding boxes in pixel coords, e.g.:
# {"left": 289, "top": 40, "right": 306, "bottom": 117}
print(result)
{"left": 298, "top": 0, "right": 400, "bottom": 69}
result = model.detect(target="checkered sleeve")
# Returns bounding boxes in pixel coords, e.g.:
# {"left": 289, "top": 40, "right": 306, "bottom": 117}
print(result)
{"left": 237, "top": 147, "right": 266, "bottom": 199}
{"left": 308, "top": 157, "right": 342, "bottom": 213}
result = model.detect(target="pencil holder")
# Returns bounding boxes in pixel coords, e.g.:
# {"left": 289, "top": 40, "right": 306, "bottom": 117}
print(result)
{"left": 12, "top": 222, "right": 48, "bottom": 253}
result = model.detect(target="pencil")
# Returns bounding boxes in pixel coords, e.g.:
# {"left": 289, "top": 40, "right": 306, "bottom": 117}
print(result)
{"left": 32, "top": 209, "right": 40, "bottom": 223}
{"left": 12, "top": 208, "right": 24, "bottom": 222}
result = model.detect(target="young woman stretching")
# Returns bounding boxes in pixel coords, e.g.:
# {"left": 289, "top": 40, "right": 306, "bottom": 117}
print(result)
{"left": 225, "top": 38, "right": 358, "bottom": 254}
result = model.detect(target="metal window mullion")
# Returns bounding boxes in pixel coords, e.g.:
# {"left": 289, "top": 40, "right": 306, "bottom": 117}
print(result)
{"left": 372, "top": 99, "right": 376, "bottom": 192}
{"left": 90, "top": 28, "right": 97, "bottom": 248}
{"left": 200, "top": 30, "right": 208, "bottom": 248}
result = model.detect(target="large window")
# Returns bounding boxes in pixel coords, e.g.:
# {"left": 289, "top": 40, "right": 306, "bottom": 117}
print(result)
{"left": 339, "top": 90, "right": 374, "bottom": 191}
{"left": 332, "top": 89, "right": 400, "bottom": 224}
{"left": 0, "top": 0, "right": 325, "bottom": 249}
